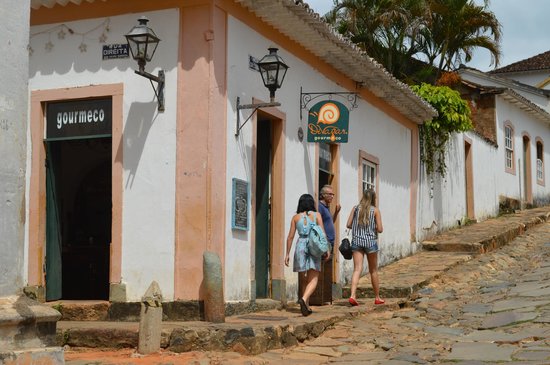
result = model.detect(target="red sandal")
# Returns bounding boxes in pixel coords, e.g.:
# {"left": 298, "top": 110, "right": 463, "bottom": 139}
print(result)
{"left": 374, "top": 298, "right": 385, "bottom": 305}
{"left": 348, "top": 298, "right": 359, "bottom": 306}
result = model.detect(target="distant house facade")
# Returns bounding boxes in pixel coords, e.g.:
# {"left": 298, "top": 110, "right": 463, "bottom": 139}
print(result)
{"left": 490, "top": 50, "right": 550, "bottom": 94}
{"left": 414, "top": 55, "right": 550, "bottom": 240}
{"left": 25, "top": 0, "right": 436, "bottom": 308}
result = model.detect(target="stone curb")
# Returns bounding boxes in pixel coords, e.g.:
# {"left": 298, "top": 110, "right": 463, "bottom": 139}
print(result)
{"left": 422, "top": 211, "right": 550, "bottom": 253}
{"left": 57, "top": 301, "right": 402, "bottom": 354}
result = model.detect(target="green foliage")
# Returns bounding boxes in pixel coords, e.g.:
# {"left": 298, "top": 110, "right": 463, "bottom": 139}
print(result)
{"left": 326, "top": 0, "right": 501, "bottom": 81}
{"left": 411, "top": 83, "right": 473, "bottom": 176}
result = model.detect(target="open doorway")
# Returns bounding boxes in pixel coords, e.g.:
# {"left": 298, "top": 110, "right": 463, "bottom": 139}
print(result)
{"left": 254, "top": 119, "right": 272, "bottom": 298}
{"left": 46, "top": 138, "right": 112, "bottom": 300}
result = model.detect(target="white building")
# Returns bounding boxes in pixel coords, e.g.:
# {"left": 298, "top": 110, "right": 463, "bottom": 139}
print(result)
{"left": 26, "top": 0, "right": 437, "bottom": 309}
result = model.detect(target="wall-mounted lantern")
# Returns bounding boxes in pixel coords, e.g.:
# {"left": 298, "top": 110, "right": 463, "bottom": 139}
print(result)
{"left": 235, "top": 47, "right": 289, "bottom": 136}
{"left": 125, "top": 16, "right": 165, "bottom": 112}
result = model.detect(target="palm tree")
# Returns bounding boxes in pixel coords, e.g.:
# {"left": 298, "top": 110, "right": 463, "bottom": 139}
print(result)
{"left": 419, "top": 0, "right": 501, "bottom": 77}
{"left": 325, "top": 0, "right": 428, "bottom": 79}
{"left": 325, "top": 0, "right": 501, "bottom": 81}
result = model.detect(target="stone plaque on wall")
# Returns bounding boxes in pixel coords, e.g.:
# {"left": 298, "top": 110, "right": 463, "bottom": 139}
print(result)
{"left": 231, "top": 178, "right": 249, "bottom": 231}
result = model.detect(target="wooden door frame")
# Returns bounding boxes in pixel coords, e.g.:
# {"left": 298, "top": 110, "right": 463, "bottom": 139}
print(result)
{"left": 522, "top": 133, "right": 533, "bottom": 205}
{"left": 250, "top": 100, "right": 285, "bottom": 301}
{"left": 28, "top": 84, "right": 123, "bottom": 300}
{"left": 314, "top": 143, "right": 340, "bottom": 285}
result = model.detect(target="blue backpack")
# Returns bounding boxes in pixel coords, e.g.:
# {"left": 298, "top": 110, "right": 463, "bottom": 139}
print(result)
{"left": 303, "top": 212, "right": 329, "bottom": 258}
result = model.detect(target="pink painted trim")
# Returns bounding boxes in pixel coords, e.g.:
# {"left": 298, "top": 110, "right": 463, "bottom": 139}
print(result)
{"left": 174, "top": 5, "right": 228, "bottom": 300}
{"left": 522, "top": 133, "right": 533, "bottom": 204}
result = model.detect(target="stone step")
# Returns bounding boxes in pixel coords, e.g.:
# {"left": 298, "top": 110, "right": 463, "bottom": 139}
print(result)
{"left": 421, "top": 209, "right": 550, "bottom": 253}
{"left": 45, "top": 299, "right": 282, "bottom": 322}
{"left": 342, "top": 252, "right": 473, "bottom": 299}
{"left": 56, "top": 300, "right": 401, "bottom": 353}
{"left": 0, "top": 295, "right": 63, "bottom": 363}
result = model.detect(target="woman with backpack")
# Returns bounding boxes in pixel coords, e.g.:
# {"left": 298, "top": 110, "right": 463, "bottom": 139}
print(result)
{"left": 346, "top": 189, "right": 384, "bottom": 306}
{"left": 285, "top": 193, "right": 330, "bottom": 316}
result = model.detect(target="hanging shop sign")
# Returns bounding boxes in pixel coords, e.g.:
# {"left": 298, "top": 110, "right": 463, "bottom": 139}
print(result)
{"left": 231, "top": 178, "right": 249, "bottom": 231}
{"left": 307, "top": 100, "right": 349, "bottom": 143}
{"left": 46, "top": 98, "right": 112, "bottom": 140}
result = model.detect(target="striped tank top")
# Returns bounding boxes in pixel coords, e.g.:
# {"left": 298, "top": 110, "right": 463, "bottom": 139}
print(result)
{"left": 351, "top": 205, "right": 377, "bottom": 248}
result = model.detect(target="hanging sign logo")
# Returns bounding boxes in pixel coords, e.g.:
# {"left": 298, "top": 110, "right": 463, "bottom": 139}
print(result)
{"left": 307, "top": 100, "right": 349, "bottom": 143}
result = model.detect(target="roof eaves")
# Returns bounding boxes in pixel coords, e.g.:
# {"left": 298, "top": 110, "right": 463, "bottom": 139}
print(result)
{"left": 498, "top": 89, "right": 550, "bottom": 124}
{"left": 235, "top": 0, "right": 437, "bottom": 123}
{"left": 458, "top": 66, "right": 550, "bottom": 98}
{"left": 31, "top": 0, "right": 438, "bottom": 123}
{"left": 461, "top": 79, "right": 550, "bottom": 124}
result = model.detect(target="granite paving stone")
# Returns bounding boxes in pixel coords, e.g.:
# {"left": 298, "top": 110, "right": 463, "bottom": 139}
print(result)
{"left": 64, "top": 207, "right": 550, "bottom": 364}
{"left": 491, "top": 298, "right": 550, "bottom": 312}
{"left": 479, "top": 311, "right": 539, "bottom": 329}
{"left": 447, "top": 342, "right": 516, "bottom": 361}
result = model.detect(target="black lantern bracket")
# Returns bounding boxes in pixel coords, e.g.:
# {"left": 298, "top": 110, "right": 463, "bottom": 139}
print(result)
{"left": 235, "top": 47, "right": 288, "bottom": 137}
{"left": 235, "top": 97, "right": 281, "bottom": 137}
{"left": 136, "top": 68, "right": 165, "bottom": 112}
{"left": 125, "top": 16, "right": 165, "bottom": 112}
{"left": 300, "top": 87, "right": 358, "bottom": 120}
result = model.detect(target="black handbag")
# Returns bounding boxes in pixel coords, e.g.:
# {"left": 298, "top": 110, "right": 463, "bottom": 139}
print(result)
{"left": 339, "top": 230, "right": 353, "bottom": 260}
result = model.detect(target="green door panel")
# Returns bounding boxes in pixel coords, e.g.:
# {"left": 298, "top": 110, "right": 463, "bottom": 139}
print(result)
{"left": 45, "top": 143, "right": 62, "bottom": 301}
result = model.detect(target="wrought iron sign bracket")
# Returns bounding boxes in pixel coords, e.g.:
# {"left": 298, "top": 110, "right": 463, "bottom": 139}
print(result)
{"left": 235, "top": 97, "right": 281, "bottom": 137}
{"left": 300, "top": 87, "right": 358, "bottom": 120}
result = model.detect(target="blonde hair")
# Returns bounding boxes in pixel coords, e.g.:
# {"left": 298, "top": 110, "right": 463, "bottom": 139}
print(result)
{"left": 357, "top": 189, "right": 376, "bottom": 226}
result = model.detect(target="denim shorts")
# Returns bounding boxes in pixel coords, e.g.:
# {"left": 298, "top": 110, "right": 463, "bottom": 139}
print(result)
{"left": 351, "top": 242, "right": 379, "bottom": 254}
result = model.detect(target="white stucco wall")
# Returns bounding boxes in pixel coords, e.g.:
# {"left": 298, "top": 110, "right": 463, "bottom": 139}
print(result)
{"left": 415, "top": 129, "right": 501, "bottom": 242}
{"left": 1, "top": 0, "right": 30, "bottom": 297}
{"left": 28, "top": 9, "right": 179, "bottom": 301}
{"left": 225, "top": 16, "right": 414, "bottom": 301}
{"left": 467, "top": 132, "right": 499, "bottom": 220}
{"left": 416, "top": 133, "right": 467, "bottom": 240}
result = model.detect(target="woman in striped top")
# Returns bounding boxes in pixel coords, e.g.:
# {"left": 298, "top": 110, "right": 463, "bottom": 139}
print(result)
{"left": 346, "top": 189, "right": 384, "bottom": 306}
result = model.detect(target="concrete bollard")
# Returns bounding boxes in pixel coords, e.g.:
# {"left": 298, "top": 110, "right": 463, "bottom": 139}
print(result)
{"left": 138, "top": 281, "right": 163, "bottom": 354}
{"left": 203, "top": 251, "right": 225, "bottom": 323}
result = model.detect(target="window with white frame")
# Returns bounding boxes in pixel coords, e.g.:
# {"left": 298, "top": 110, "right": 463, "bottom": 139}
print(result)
{"left": 537, "top": 140, "right": 544, "bottom": 183}
{"left": 361, "top": 159, "right": 377, "bottom": 192}
{"left": 359, "top": 151, "right": 379, "bottom": 201}
{"left": 504, "top": 124, "right": 514, "bottom": 172}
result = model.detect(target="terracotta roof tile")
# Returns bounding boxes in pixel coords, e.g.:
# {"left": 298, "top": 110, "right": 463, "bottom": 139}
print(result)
{"left": 491, "top": 50, "right": 550, "bottom": 74}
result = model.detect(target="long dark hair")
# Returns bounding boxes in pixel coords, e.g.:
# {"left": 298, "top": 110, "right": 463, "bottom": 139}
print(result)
{"left": 296, "top": 194, "right": 316, "bottom": 213}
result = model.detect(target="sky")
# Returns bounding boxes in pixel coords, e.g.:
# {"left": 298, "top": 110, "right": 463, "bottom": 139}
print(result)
{"left": 305, "top": 0, "right": 550, "bottom": 71}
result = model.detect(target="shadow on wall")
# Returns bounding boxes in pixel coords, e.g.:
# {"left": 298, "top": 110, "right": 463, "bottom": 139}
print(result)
{"left": 123, "top": 101, "right": 157, "bottom": 188}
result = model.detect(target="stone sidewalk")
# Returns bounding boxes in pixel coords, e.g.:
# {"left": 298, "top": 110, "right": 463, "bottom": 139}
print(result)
{"left": 58, "top": 206, "right": 550, "bottom": 355}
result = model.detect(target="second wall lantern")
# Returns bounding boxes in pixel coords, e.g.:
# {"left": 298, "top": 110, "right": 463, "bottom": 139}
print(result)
{"left": 235, "top": 47, "right": 289, "bottom": 136}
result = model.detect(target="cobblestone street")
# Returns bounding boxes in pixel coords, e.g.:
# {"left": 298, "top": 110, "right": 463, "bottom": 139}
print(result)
{"left": 66, "top": 221, "right": 550, "bottom": 364}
